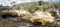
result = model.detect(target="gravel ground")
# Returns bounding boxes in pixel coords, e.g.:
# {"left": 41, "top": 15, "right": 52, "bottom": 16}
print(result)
{"left": 0, "top": 19, "right": 18, "bottom": 27}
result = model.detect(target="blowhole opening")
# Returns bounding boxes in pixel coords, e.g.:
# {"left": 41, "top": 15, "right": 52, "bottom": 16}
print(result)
{"left": 1, "top": 13, "right": 18, "bottom": 18}
{"left": 33, "top": 22, "right": 42, "bottom": 26}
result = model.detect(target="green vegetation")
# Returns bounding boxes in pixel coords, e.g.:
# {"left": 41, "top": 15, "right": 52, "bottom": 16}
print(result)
{"left": 0, "top": 1, "right": 60, "bottom": 13}
{"left": 12, "top": 1, "right": 59, "bottom": 12}
{"left": 0, "top": 6, "right": 11, "bottom": 12}
{"left": 0, "top": 1, "right": 60, "bottom": 12}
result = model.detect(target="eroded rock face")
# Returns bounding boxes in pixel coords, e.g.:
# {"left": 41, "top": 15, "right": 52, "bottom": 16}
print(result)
{"left": 1, "top": 10, "right": 31, "bottom": 16}
{"left": 17, "top": 11, "right": 55, "bottom": 25}
{"left": 34, "top": 11, "right": 55, "bottom": 23}
{"left": 1, "top": 10, "right": 55, "bottom": 25}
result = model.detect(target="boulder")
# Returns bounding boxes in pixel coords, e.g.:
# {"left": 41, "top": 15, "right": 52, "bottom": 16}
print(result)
{"left": 34, "top": 11, "right": 55, "bottom": 23}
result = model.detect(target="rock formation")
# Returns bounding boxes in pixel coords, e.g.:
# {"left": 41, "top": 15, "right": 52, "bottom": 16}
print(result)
{"left": 17, "top": 11, "right": 55, "bottom": 25}
{"left": 0, "top": 9, "right": 55, "bottom": 25}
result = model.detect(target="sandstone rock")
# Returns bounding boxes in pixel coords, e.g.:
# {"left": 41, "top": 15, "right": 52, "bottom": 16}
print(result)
{"left": 1, "top": 10, "right": 31, "bottom": 16}
{"left": 17, "top": 11, "right": 55, "bottom": 25}
{"left": 2, "top": 10, "right": 55, "bottom": 25}
{"left": 34, "top": 11, "right": 55, "bottom": 23}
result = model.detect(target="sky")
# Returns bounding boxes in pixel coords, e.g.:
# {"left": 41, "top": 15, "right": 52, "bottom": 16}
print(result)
{"left": 0, "top": 0, "right": 60, "bottom": 6}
